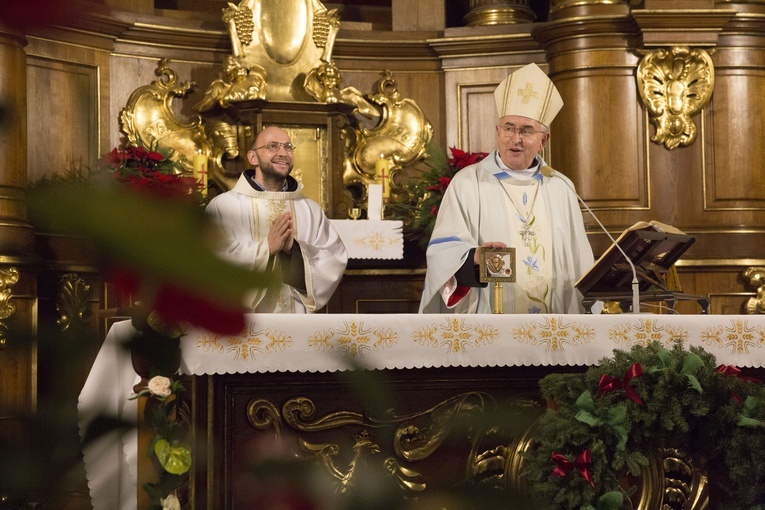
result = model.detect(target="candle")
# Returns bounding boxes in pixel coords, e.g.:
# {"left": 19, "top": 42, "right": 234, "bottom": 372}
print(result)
{"left": 193, "top": 151, "right": 208, "bottom": 196}
{"left": 374, "top": 156, "right": 390, "bottom": 199}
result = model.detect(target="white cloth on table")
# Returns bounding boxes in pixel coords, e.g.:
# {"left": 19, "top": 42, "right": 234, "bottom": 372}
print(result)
{"left": 329, "top": 219, "right": 404, "bottom": 260}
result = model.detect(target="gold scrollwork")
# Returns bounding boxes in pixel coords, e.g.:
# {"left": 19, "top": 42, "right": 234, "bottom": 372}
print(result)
{"left": 283, "top": 396, "right": 365, "bottom": 431}
{"left": 301, "top": 430, "right": 426, "bottom": 494}
{"left": 637, "top": 47, "right": 714, "bottom": 150}
{"left": 635, "top": 448, "right": 708, "bottom": 510}
{"left": 119, "top": 58, "right": 239, "bottom": 191}
{"left": 0, "top": 267, "right": 19, "bottom": 350}
{"left": 743, "top": 267, "right": 765, "bottom": 314}
{"left": 342, "top": 70, "right": 433, "bottom": 204}
{"left": 246, "top": 399, "right": 283, "bottom": 440}
{"left": 56, "top": 273, "right": 92, "bottom": 333}
{"left": 469, "top": 398, "right": 543, "bottom": 494}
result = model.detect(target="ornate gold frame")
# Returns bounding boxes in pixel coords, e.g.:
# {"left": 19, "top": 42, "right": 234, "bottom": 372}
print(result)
{"left": 636, "top": 47, "right": 715, "bottom": 150}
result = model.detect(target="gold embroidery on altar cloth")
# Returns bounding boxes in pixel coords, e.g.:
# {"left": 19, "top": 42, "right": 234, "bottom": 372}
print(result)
{"left": 194, "top": 326, "right": 293, "bottom": 361}
{"left": 308, "top": 321, "right": 398, "bottom": 358}
{"left": 511, "top": 316, "right": 594, "bottom": 352}
{"left": 352, "top": 231, "right": 398, "bottom": 251}
{"left": 607, "top": 319, "right": 689, "bottom": 348}
{"left": 700, "top": 319, "right": 765, "bottom": 354}
{"left": 412, "top": 318, "right": 500, "bottom": 353}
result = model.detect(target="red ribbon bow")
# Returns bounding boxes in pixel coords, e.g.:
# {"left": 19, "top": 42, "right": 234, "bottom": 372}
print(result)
{"left": 598, "top": 362, "right": 645, "bottom": 405}
{"left": 716, "top": 364, "right": 762, "bottom": 384}
{"left": 551, "top": 450, "right": 595, "bottom": 487}
{"left": 716, "top": 364, "right": 763, "bottom": 404}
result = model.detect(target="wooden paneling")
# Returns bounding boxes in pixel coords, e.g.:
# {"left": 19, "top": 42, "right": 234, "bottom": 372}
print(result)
{"left": 391, "top": 0, "right": 444, "bottom": 31}
{"left": 706, "top": 70, "right": 765, "bottom": 207}
{"left": 26, "top": 58, "right": 99, "bottom": 182}
{"left": 326, "top": 269, "right": 426, "bottom": 313}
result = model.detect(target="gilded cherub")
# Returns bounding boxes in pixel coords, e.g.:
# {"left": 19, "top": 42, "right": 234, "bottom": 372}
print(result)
{"left": 194, "top": 55, "right": 267, "bottom": 112}
{"left": 304, "top": 61, "right": 379, "bottom": 120}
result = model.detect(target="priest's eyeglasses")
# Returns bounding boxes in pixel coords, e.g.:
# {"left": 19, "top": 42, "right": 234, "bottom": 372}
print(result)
{"left": 499, "top": 124, "right": 545, "bottom": 138}
{"left": 254, "top": 142, "right": 296, "bottom": 153}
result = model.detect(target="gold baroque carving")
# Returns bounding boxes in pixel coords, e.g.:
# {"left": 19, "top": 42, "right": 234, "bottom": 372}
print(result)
{"left": 0, "top": 267, "right": 19, "bottom": 350}
{"left": 743, "top": 267, "right": 765, "bottom": 314}
{"left": 247, "top": 398, "right": 283, "bottom": 440}
{"left": 194, "top": 56, "right": 267, "bottom": 112}
{"left": 120, "top": 59, "right": 239, "bottom": 191}
{"left": 342, "top": 71, "right": 433, "bottom": 204}
{"left": 222, "top": 0, "right": 341, "bottom": 102}
{"left": 56, "top": 273, "right": 92, "bottom": 333}
{"left": 636, "top": 448, "right": 708, "bottom": 509}
{"left": 637, "top": 47, "right": 715, "bottom": 150}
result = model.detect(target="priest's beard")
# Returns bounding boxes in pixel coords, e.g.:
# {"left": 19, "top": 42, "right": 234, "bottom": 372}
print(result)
{"left": 256, "top": 158, "right": 293, "bottom": 191}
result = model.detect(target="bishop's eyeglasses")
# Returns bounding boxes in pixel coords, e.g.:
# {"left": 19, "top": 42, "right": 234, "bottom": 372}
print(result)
{"left": 498, "top": 124, "right": 545, "bottom": 138}
{"left": 254, "top": 142, "right": 296, "bottom": 153}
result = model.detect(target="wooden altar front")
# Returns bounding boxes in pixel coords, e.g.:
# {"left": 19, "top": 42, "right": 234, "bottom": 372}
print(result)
{"left": 79, "top": 313, "right": 765, "bottom": 509}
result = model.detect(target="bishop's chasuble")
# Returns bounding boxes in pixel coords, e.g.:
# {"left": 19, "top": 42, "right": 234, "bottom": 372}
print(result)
{"left": 206, "top": 172, "right": 348, "bottom": 313}
{"left": 419, "top": 153, "right": 594, "bottom": 315}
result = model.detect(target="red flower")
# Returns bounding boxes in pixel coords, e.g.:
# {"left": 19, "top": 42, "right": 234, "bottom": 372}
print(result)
{"left": 430, "top": 205, "right": 439, "bottom": 217}
{"left": 427, "top": 176, "right": 453, "bottom": 193}
{"left": 107, "top": 266, "right": 246, "bottom": 336}
{"left": 448, "top": 147, "right": 488, "bottom": 169}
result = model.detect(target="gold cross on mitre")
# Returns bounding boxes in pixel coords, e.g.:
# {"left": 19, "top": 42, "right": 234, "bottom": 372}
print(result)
{"left": 517, "top": 81, "right": 538, "bottom": 104}
{"left": 494, "top": 63, "right": 564, "bottom": 128}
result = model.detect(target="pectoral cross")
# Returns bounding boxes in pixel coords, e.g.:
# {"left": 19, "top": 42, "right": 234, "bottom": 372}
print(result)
{"left": 520, "top": 224, "right": 535, "bottom": 247}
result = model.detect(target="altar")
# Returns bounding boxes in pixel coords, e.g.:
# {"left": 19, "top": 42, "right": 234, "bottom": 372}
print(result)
{"left": 79, "top": 313, "right": 765, "bottom": 509}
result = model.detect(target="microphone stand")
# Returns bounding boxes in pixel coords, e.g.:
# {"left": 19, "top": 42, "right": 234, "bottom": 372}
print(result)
{"left": 542, "top": 167, "right": 641, "bottom": 313}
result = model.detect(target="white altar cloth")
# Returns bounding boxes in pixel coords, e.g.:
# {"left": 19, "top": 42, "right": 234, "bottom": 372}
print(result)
{"left": 78, "top": 313, "right": 765, "bottom": 510}
{"left": 329, "top": 219, "right": 403, "bottom": 259}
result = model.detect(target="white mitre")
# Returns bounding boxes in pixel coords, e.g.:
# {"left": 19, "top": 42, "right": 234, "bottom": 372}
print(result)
{"left": 494, "top": 62, "right": 563, "bottom": 127}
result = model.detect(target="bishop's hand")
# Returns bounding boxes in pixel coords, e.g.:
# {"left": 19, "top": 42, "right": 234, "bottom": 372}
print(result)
{"left": 474, "top": 241, "right": 507, "bottom": 265}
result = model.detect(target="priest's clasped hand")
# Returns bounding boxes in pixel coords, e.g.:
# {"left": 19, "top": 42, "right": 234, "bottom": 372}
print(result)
{"left": 268, "top": 211, "right": 294, "bottom": 254}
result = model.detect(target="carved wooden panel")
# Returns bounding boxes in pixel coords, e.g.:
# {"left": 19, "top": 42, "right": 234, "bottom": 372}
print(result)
{"left": 190, "top": 366, "right": 554, "bottom": 509}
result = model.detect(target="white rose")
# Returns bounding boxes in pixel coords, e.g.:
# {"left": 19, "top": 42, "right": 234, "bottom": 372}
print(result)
{"left": 161, "top": 493, "right": 181, "bottom": 510}
{"left": 147, "top": 375, "right": 172, "bottom": 398}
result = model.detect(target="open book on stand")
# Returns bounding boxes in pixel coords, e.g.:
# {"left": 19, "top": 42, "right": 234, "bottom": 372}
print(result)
{"left": 575, "top": 220, "right": 709, "bottom": 313}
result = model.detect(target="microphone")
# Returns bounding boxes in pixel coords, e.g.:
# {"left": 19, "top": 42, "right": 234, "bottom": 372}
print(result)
{"left": 541, "top": 166, "right": 641, "bottom": 314}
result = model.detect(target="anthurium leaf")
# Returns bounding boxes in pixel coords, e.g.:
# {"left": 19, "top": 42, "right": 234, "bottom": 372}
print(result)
{"left": 27, "top": 184, "right": 271, "bottom": 307}
{"left": 154, "top": 438, "right": 192, "bottom": 475}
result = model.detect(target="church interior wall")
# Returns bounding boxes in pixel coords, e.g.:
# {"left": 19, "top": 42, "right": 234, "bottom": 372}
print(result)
{"left": 1, "top": 1, "right": 765, "bottom": 507}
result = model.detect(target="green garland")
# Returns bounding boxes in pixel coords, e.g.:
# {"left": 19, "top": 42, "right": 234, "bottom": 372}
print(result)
{"left": 523, "top": 341, "right": 765, "bottom": 510}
